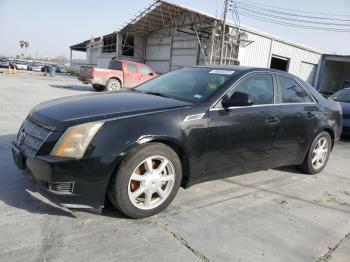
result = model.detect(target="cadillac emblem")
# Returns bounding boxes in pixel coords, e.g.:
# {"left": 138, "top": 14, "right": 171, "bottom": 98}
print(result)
{"left": 17, "top": 129, "right": 26, "bottom": 145}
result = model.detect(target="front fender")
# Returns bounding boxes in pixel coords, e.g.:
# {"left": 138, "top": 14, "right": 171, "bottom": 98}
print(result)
{"left": 86, "top": 107, "right": 208, "bottom": 189}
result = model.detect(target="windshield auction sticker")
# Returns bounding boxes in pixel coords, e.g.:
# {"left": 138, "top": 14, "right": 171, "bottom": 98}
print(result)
{"left": 209, "top": 70, "right": 235, "bottom": 75}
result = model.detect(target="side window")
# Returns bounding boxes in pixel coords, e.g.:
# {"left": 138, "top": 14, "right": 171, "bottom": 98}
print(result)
{"left": 108, "top": 60, "right": 122, "bottom": 70}
{"left": 279, "top": 76, "right": 312, "bottom": 103}
{"left": 227, "top": 74, "right": 274, "bottom": 105}
{"left": 140, "top": 65, "right": 153, "bottom": 75}
{"left": 126, "top": 63, "right": 138, "bottom": 73}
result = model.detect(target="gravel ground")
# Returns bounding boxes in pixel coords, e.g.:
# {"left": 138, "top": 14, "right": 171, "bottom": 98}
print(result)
{"left": 0, "top": 70, "right": 349, "bottom": 262}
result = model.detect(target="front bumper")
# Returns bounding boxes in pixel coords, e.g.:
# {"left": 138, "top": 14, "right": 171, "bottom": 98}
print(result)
{"left": 12, "top": 142, "right": 119, "bottom": 210}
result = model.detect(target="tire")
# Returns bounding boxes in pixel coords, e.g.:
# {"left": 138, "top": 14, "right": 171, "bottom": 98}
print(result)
{"left": 106, "top": 78, "right": 121, "bottom": 91}
{"left": 108, "top": 143, "right": 182, "bottom": 218}
{"left": 92, "top": 84, "right": 105, "bottom": 92}
{"left": 298, "top": 131, "right": 331, "bottom": 175}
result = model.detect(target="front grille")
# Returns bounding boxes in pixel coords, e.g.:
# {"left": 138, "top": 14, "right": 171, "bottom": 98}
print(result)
{"left": 48, "top": 182, "right": 74, "bottom": 194}
{"left": 16, "top": 120, "right": 51, "bottom": 157}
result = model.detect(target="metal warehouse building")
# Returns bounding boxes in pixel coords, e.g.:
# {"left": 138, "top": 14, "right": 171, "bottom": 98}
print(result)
{"left": 70, "top": 0, "right": 323, "bottom": 86}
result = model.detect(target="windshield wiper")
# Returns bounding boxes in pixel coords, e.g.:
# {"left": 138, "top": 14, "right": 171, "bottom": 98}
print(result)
{"left": 143, "top": 91, "right": 171, "bottom": 98}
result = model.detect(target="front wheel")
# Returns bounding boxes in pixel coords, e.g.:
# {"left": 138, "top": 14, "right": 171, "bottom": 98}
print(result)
{"left": 108, "top": 143, "right": 182, "bottom": 218}
{"left": 298, "top": 131, "right": 331, "bottom": 174}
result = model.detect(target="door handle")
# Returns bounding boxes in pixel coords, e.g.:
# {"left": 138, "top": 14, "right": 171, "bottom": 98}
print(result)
{"left": 265, "top": 117, "right": 280, "bottom": 125}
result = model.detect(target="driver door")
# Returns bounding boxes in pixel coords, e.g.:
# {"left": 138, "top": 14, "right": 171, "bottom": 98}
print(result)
{"left": 205, "top": 73, "right": 282, "bottom": 179}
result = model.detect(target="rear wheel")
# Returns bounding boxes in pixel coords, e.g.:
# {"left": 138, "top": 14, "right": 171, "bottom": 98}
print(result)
{"left": 92, "top": 84, "right": 105, "bottom": 92}
{"left": 108, "top": 143, "right": 182, "bottom": 218}
{"left": 106, "top": 78, "right": 121, "bottom": 91}
{"left": 298, "top": 131, "right": 331, "bottom": 174}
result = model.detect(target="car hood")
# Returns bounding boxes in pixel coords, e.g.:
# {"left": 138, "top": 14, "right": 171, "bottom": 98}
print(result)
{"left": 29, "top": 90, "right": 192, "bottom": 131}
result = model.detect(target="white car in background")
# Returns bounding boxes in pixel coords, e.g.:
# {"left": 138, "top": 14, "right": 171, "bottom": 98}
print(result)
{"left": 14, "top": 60, "right": 28, "bottom": 70}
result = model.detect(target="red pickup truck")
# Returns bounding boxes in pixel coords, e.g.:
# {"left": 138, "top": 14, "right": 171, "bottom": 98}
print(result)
{"left": 78, "top": 60, "right": 157, "bottom": 91}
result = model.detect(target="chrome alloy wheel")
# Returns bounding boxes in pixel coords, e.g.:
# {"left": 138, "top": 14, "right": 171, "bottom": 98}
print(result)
{"left": 108, "top": 81, "right": 119, "bottom": 90}
{"left": 127, "top": 156, "right": 176, "bottom": 210}
{"left": 311, "top": 137, "right": 329, "bottom": 170}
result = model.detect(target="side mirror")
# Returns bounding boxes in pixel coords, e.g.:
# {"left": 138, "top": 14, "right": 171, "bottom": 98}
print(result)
{"left": 221, "top": 92, "right": 254, "bottom": 109}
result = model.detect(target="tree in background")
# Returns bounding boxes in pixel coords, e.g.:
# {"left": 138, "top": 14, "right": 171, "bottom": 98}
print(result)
{"left": 19, "top": 40, "right": 29, "bottom": 58}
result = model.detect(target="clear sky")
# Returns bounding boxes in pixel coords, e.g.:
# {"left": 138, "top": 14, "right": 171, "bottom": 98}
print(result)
{"left": 0, "top": 0, "right": 349, "bottom": 59}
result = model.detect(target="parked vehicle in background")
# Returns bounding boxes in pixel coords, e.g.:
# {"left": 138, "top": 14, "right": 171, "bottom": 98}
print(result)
{"left": 41, "top": 64, "right": 53, "bottom": 73}
{"left": 12, "top": 66, "right": 342, "bottom": 218}
{"left": 78, "top": 59, "right": 157, "bottom": 91}
{"left": 0, "top": 58, "right": 9, "bottom": 68}
{"left": 13, "top": 60, "right": 28, "bottom": 70}
{"left": 53, "top": 64, "right": 66, "bottom": 73}
{"left": 27, "top": 63, "right": 43, "bottom": 72}
{"left": 329, "top": 88, "right": 350, "bottom": 135}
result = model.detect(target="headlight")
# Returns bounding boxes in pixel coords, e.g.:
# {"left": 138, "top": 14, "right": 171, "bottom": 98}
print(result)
{"left": 50, "top": 121, "right": 104, "bottom": 158}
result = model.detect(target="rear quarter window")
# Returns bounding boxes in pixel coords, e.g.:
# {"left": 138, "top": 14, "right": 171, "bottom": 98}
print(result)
{"left": 279, "top": 76, "right": 313, "bottom": 103}
{"left": 108, "top": 60, "right": 122, "bottom": 70}
{"left": 140, "top": 65, "right": 154, "bottom": 75}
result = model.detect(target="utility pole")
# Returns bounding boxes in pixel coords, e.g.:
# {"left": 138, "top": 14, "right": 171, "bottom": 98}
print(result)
{"left": 219, "top": 0, "right": 229, "bottom": 65}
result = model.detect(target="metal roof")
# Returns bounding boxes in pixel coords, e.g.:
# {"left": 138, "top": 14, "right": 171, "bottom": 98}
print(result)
{"left": 70, "top": 0, "right": 323, "bottom": 54}
{"left": 70, "top": 37, "right": 102, "bottom": 51}
{"left": 117, "top": 0, "right": 215, "bottom": 36}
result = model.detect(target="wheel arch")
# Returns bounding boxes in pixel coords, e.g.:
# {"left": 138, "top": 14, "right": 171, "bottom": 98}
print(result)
{"left": 322, "top": 127, "right": 335, "bottom": 149}
{"left": 106, "top": 136, "right": 191, "bottom": 194}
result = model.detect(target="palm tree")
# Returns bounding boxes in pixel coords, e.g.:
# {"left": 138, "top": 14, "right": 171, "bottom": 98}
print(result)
{"left": 19, "top": 40, "right": 25, "bottom": 57}
{"left": 19, "top": 40, "right": 29, "bottom": 57}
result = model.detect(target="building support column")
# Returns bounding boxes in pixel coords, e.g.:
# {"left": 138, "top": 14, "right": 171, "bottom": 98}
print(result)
{"left": 69, "top": 48, "right": 72, "bottom": 71}
{"left": 169, "top": 35, "right": 174, "bottom": 72}
{"left": 267, "top": 38, "right": 274, "bottom": 68}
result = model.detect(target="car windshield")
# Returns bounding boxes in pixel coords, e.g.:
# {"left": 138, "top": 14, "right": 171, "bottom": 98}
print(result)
{"left": 135, "top": 68, "right": 235, "bottom": 102}
{"left": 330, "top": 89, "right": 350, "bottom": 103}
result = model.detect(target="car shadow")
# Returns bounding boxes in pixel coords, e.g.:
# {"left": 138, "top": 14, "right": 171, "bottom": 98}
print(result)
{"left": 340, "top": 134, "right": 350, "bottom": 142}
{"left": 49, "top": 84, "right": 95, "bottom": 92}
{"left": 0, "top": 134, "right": 75, "bottom": 218}
{"left": 274, "top": 166, "right": 305, "bottom": 175}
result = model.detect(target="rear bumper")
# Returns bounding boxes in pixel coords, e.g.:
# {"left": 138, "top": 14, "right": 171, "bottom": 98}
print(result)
{"left": 78, "top": 76, "right": 93, "bottom": 84}
{"left": 12, "top": 142, "right": 119, "bottom": 210}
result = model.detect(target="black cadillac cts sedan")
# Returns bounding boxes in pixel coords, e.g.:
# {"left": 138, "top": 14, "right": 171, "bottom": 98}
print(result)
{"left": 12, "top": 67, "right": 342, "bottom": 218}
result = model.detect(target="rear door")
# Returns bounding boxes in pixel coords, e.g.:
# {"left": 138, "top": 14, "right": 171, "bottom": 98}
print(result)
{"left": 275, "top": 74, "right": 319, "bottom": 165}
{"left": 206, "top": 72, "right": 282, "bottom": 179}
{"left": 123, "top": 62, "right": 139, "bottom": 88}
{"left": 139, "top": 64, "right": 156, "bottom": 84}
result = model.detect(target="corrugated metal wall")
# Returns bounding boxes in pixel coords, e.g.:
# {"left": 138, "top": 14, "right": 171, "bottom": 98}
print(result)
{"left": 272, "top": 40, "right": 320, "bottom": 78}
{"left": 240, "top": 30, "right": 321, "bottom": 85}
{"left": 171, "top": 35, "right": 198, "bottom": 70}
{"left": 83, "top": 18, "right": 322, "bottom": 85}
{"left": 240, "top": 33, "right": 271, "bottom": 68}
{"left": 87, "top": 45, "right": 100, "bottom": 66}
{"left": 145, "top": 34, "right": 171, "bottom": 73}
